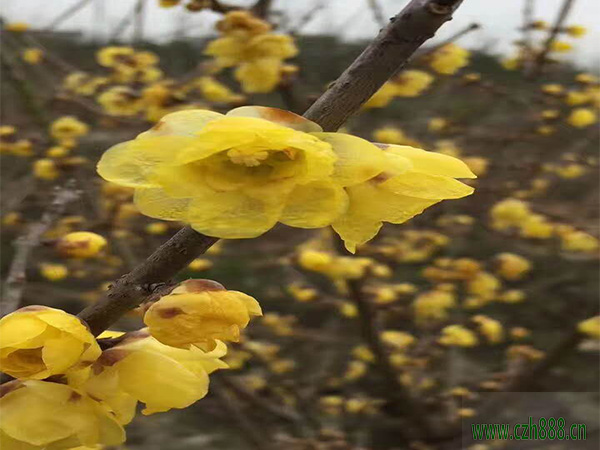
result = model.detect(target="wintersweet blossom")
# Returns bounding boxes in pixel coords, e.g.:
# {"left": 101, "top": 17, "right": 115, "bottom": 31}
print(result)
{"left": 98, "top": 106, "right": 474, "bottom": 251}
{"left": 0, "top": 380, "right": 125, "bottom": 450}
{"left": 84, "top": 329, "right": 227, "bottom": 415}
{"left": 0, "top": 306, "right": 101, "bottom": 380}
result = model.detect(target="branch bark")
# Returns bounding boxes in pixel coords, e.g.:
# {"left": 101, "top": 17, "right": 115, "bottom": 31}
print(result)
{"left": 78, "top": 0, "right": 467, "bottom": 337}
{"left": 302, "top": 0, "right": 465, "bottom": 131}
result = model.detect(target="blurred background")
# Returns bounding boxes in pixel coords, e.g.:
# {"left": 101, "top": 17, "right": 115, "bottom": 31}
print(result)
{"left": 1, "top": 1, "right": 599, "bottom": 449}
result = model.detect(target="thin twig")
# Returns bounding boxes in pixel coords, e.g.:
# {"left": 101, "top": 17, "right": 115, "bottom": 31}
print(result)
{"left": 211, "top": 379, "right": 270, "bottom": 450}
{"left": 45, "top": 0, "right": 94, "bottom": 30}
{"left": 78, "top": 0, "right": 467, "bottom": 337}
{"left": 1, "top": 182, "right": 80, "bottom": 316}
{"left": 526, "top": 0, "right": 576, "bottom": 78}
{"left": 347, "top": 279, "right": 433, "bottom": 438}
{"left": 367, "top": 0, "right": 387, "bottom": 28}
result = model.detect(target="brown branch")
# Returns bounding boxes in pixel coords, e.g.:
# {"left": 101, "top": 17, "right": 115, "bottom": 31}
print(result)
{"left": 416, "top": 21, "right": 481, "bottom": 59}
{"left": 526, "top": 0, "right": 576, "bottom": 78}
{"left": 44, "top": 0, "right": 94, "bottom": 30}
{"left": 521, "top": 0, "right": 535, "bottom": 61}
{"left": 250, "top": 0, "right": 273, "bottom": 19}
{"left": 218, "top": 374, "right": 302, "bottom": 423}
{"left": 302, "top": 0, "right": 465, "bottom": 131}
{"left": 347, "top": 279, "right": 433, "bottom": 438}
{"left": 211, "top": 379, "right": 271, "bottom": 450}
{"left": 1, "top": 182, "right": 80, "bottom": 317}
{"left": 78, "top": 0, "right": 467, "bottom": 337}
{"left": 288, "top": 1, "right": 326, "bottom": 36}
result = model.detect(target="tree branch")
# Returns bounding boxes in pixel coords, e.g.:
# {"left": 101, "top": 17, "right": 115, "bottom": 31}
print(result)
{"left": 1, "top": 182, "right": 80, "bottom": 317}
{"left": 302, "top": 0, "right": 465, "bottom": 131}
{"left": 78, "top": 0, "right": 467, "bottom": 336}
{"left": 526, "top": 0, "right": 576, "bottom": 78}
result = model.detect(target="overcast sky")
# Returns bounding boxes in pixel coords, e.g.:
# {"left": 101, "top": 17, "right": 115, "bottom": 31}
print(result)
{"left": 2, "top": 0, "right": 599, "bottom": 68}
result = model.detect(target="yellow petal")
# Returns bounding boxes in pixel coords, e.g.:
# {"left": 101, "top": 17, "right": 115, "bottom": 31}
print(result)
{"left": 227, "top": 106, "right": 322, "bottom": 132}
{"left": 116, "top": 350, "right": 209, "bottom": 415}
{"left": 280, "top": 180, "right": 348, "bottom": 228}
{"left": 134, "top": 187, "right": 191, "bottom": 221}
{"left": 138, "top": 109, "right": 223, "bottom": 138}
{"left": 41, "top": 335, "right": 84, "bottom": 375}
{"left": 312, "top": 132, "right": 391, "bottom": 186}
{"left": 332, "top": 182, "right": 438, "bottom": 252}
{"left": 382, "top": 171, "right": 474, "bottom": 199}
{"left": 378, "top": 144, "right": 477, "bottom": 178}
{"left": 235, "top": 58, "right": 281, "bottom": 93}
{"left": 188, "top": 190, "right": 283, "bottom": 238}
{"left": 0, "top": 314, "right": 47, "bottom": 347}
{"left": 97, "top": 136, "right": 197, "bottom": 187}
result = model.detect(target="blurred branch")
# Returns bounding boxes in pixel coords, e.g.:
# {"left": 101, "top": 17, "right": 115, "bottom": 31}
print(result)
{"left": 251, "top": 0, "right": 273, "bottom": 19}
{"left": 77, "top": 0, "right": 467, "bottom": 337}
{"left": 0, "top": 41, "right": 50, "bottom": 127}
{"left": 303, "top": 0, "right": 466, "bottom": 131}
{"left": 44, "top": 0, "right": 94, "bottom": 31}
{"left": 132, "top": 0, "right": 147, "bottom": 44}
{"left": 417, "top": 22, "right": 481, "bottom": 59}
{"left": 211, "top": 379, "right": 271, "bottom": 450}
{"left": 1, "top": 182, "right": 80, "bottom": 317}
{"left": 526, "top": 0, "right": 576, "bottom": 78}
{"left": 367, "top": 0, "right": 387, "bottom": 28}
{"left": 288, "top": 1, "right": 326, "bottom": 35}
{"left": 521, "top": 0, "right": 535, "bottom": 62}
{"left": 347, "top": 279, "right": 433, "bottom": 438}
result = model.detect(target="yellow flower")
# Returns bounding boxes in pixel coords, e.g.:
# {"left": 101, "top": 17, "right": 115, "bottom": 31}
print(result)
{"left": 578, "top": 316, "right": 600, "bottom": 339}
{"left": 541, "top": 84, "right": 564, "bottom": 95}
{"left": 565, "top": 90, "right": 591, "bottom": 106}
{"left": 550, "top": 41, "right": 572, "bottom": 53}
{"left": 22, "top": 48, "right": 43, "bottom": 65}
{"left": 98, "top": 106, "right": 381, "bottom": 241}
{"left": 216, "top": 10, "right": 271, "bottom": 36}
{"left": 520, "top": 214, "right": 554, "bottom": 239}
{"left": 0, "top": 306, "right": 101, "bottom": 380}
{"left": 56, "top": 232, "right": 107, "bottom": 259}
{"left": 339, "top": 302, "right": 358, "bottom": 317}
{"left": 490, "top": 198, "right": 530, "bottom": 230}
{"left": 287, "top": 283, "right": 318, "bottom": 302}
{"left": 566, "top": 25, "right": 587, "bottom": 38}
{"left": 413, "top": 289, "right": 456, "bottom": 324}
{"left": 498, "top": 289, "right": 526, "bottom": 304}
{"left": 495, "top": 253, "right": 531, "bottom": 281}
{"left": 332, "top": 144, "right": 475, "bottom": 252}
{"left": 381, "top": 331, "right": 415, "bottom": 350}
{"left": 160, "top": 0, "right": 181, "bottom": 7}
{"left": 0, "top": 380, "right": 125, "bottom": 449}
{"left": 428, "top": 117, "right": 448, "bottom": 132}
{"left": 188, "top": 258, "right": 213, "bottom": 271}
{"left": 33, "top": 159, "right": 59, "bottom": 180}
{"left": 472, "top": 315, "right": 503, "bottom": 344}
{"left": 352, "top": 345, "right": 375, "bottom": 362}
{"left": 85, "top": 329, "right": 227, "bottom": 415}
{"left": 205, "top": 27, "right": 297, "bottom": 93}
{"left": 144, "top": 279, "right": 261, "bottom": 349}
{"left": 467, "top": 272, "right": 500, "bottom": 300}
{"left": 362, "top": 82, "right": 398, "bottom": 109}
{"left": 372, "top": 127, "right": 414, "bottom": 145}
{"left": 145, "top": 221, "right": 169, "bottom": 234}
{"left": 46, "top": 146, "right": 70, "bottom": 158}
{"left": 393, "top": 70, "right": 434, "bottom": 97}
{"left": 196, "top": 76, "right": 245, "bottom": 103}
{"left": 50, "top": 116, "right": 89, "bottom": 141}
{"left": 97, "top": 86, "right": 144, "bottom": 117}
{"left": 40, "top": 263, "right": 69, "bottom": 281}
{"left": 5, "top": 22, "right": 29, "bottom": 32}
{"left": 567, "top": 108, "right": 597, "bottom": 128}
{"left": 561, "top": 230, "right": 599, "bottom": 253}
{"left": 429, "top": 44, "right": 470, "bottom": 75}
{"left": 439, "top": 325, "right": 478, "bottom": 347}
{"left": 343, "top": 360, "right": 368, "bottom": 381}
{"left": 575, "top": 73, "right": 598, "bottom": 84}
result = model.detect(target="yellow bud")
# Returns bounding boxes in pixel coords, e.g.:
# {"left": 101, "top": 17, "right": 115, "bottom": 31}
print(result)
{"left": 33, "top": 159, "right": 59, "bottom": 180}
{"left": 144, "top": 279, "right": 262, "bottom": 349}
{"left": 56, "top": 231, "right": 107, "bottom": 259}
{"left": 40, "top": 263, "right": 69, "bottom": 281}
